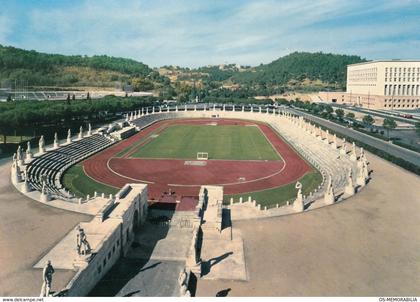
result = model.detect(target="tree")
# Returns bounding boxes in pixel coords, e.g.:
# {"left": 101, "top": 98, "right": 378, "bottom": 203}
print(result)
{"left": 6, "top": 94, "right": 12, "bottom": 102}
{"left": 383, "top": 117, "right": 397, "bottom": 139}
{"left": 72, "top": 94, "right": 76, "bottom": 100}
{"left": 346, "top": 112, "right": 355, "bottom": 119}
{"left": 324, "top": 105, "right": 333, "bottom": 114}
{"left": 335, "top": 109, "right": 344, "bottom": 120}
{"left": 362, "top": 114, "right": 375, "bottom": 127}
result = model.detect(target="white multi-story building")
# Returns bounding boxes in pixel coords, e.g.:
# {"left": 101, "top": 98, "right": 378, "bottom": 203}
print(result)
{"left": 319, "top": 60, "right": 420, "bottom": 110}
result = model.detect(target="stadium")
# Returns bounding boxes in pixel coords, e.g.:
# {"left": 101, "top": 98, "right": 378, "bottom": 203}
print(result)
{"left": 9, "top": 104, "right": 370, "bottom": 296}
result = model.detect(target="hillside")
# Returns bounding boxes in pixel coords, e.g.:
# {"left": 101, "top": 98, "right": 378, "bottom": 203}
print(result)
{"left": 0, "top": 45, "right": 163, "bottom": 89}
{"left": 0, "top": 45, "right": 367, "bottom": 99}
{"left": 232, "top": 52, "right": 366, "bottom": 89}
{"left": 160, "top": 52, "right": 366, "bottom": 97}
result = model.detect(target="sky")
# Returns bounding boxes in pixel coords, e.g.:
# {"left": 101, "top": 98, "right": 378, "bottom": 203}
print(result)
{"left": 0, "top": 0, "right": 420, "bottom": 68}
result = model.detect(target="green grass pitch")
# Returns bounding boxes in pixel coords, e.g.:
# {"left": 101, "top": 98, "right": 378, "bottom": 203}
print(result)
{"left": 62, "top": 164, "right": 118, "bottom": 198}
{"left": 129, "top": 124, "right": 281, "bottom": 160}
{"left": 223, "top": 171, "right": 322, "bottom": 208}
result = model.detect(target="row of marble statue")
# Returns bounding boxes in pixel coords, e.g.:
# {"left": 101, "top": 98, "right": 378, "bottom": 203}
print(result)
{"left": 124, "top": 104, "right": 285, "bottom": 122}
{"left": 12, "top": 124, "right": 93, "bottom": 165}
{"left": 285, "top": 114, "right": 370, "bottom": 212}
{"left": 10, "top": 123, "right": 94, "bottom": 201}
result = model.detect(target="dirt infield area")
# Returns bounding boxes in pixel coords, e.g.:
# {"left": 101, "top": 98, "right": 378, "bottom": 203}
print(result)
{"left": 83, "top": 118, "right": 312, "bottom": 200}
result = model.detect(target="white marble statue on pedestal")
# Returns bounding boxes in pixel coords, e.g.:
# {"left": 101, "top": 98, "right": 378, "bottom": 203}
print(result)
{"left": 11, "top": 153, "right": 22, "bottom": 183}
{"left": 53, "top": 132, "right": 59, "bottom": 149}
{"left": 324, "top": 175, "right": 335, "bottom": 205}
{"left": 26, "top": 141, "right": 33, "bottom": 161}
{"left": 39, "top": 135, "right": 45, "bottom": 155}
{"left": 350, "top": 142, "right": 357, "bottom": 161}
{"left": 76, "top": 226, "right": 91, "bottom": 256}
{"left": 40, "top": 180, "right": 50, "bottom": 202}
{"left": 87, "top": 123, "right": 92, "bottom": 136}
{"left": 67, "top": 129, "right": 72, "bottom": 144}
{"left": 293, "top": 181, "right": 304, "bottom": 212}
{"left": 40, "top": 260, "right": 54, "bottom": 297}
{"left": 78, "top": 126, "right": 83, "bottom": 139}
{"left": 344, "top": 169, "right": 355, "bottom": 196}
{"left": 22, "top": 170, "right": 31, "bottom": 193}
{"left": 16, "top": 145, "right": 24, "bottom": 166}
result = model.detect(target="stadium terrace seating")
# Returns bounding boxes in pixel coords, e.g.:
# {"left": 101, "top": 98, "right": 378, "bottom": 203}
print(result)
{"left": 26, "top": 134, "right": 114, "bottom": 201}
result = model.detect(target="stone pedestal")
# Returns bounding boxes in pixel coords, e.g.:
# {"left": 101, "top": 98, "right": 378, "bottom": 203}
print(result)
{"left": 22, "top": 179, "right": 32, "bottom": 193}
{"left": 344, "top": 181, "right": 355, "bottom": 196}
{"left": 356, "top": 175, "right": 366, "bottom": 187}
{"left": 25, "top": 152, "right": 33, "bottom": 161}
{"left": 324, "top": 191, "right": 335, "bottom": 205}
{"left": 40, "top": 192, "right": 50, "bottom": 203}
{"left": 293, "top": 197, "right": 304, "bottom": 212}
{"left": 11, "top": 168, "right": 22, "bottom": 183}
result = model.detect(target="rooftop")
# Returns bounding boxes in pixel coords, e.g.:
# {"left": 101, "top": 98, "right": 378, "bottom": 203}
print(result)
{"left": 348, "top": 60, "right": 420, "bottom": 67}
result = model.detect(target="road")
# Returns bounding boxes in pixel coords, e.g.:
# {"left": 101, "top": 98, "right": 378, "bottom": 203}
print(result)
{"left": 290, "top": 109, "right": 420, "bottom": 167}
{"left": 329, "top": 104, "right": 420, "bottom": 124}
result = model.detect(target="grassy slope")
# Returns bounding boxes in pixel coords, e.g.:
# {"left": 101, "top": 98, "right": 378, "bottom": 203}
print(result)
{"left": 129, "top": 124, "right": 281, "bottom": 160}
{"left": 223, "top": 171, "right": 322, "bottom": 208}
{"left": 62, "top": 164, "right": 118, "bottom": 198}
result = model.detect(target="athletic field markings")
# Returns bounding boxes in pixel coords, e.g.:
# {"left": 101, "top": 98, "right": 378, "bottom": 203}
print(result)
{"left": 106, "top": 158, "right": 155, "bottom": 184}
{"left": 83, "top": 118, "right": 313, "bottom": 196}
{"left": 82, "top": 165, "right": 121, "bottom": 189}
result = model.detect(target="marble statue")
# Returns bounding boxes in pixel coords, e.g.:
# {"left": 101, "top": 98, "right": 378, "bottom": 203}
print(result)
{"left": 22, "top": 170, "right": 31, "bottom": 193}
{"left": 40, "top": 260, "right": 54, "bottom": 297}
{"left": 344, "top": 169, "right": 355, "bottom": 196}
{"left": 78, "top": 126, "right": 83, "bottom": 139}
{"left": 87, "top": 123, "right": 92, "bottom": 136}
{"left": 350, "top": 142, "right": 357, "bottom": 161}
{"left": 332, "top": 134, "right": 338, "bottom": 149}
{"left": 293, "top": 181, "right": 304, "bottom": 212}
{"left": 76, "top": 226, "right": 91, "bottom": 256}
{"left": 340, "top": 138, "right": 347, "bottom": 155}
{"left": 25, "top": 141, "right": 33, "bottom": 161}
{"left": 53, "top": 132, "right": 59, "bottom": 149}
{"left": 67, "top": 129, "right": 71, "bottom": 144}
{"left": 324, "top": 175, "right": 335, "bottom": 205}
{"left": 39, "top": 135, "right": 45, "bottom": 154}
{"left": 16, "top": 146, "right": 22, "bottom": 161}
{"left": 17, "top": 145, "right": 24, "bottom": 165}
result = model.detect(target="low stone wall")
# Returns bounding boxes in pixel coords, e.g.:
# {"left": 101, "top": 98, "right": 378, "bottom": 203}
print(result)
{"left": 54, "top": 184, "right": 149, "bottom": 296}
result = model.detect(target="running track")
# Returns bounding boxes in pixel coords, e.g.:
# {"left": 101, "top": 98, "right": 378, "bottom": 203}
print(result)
{"left": 83, "top": 118, "right": 312, "bottom": 200}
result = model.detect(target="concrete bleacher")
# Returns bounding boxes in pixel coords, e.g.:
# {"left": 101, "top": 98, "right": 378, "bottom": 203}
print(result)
{"left": 26, "top": 134, "right": 114, "bottom": 200}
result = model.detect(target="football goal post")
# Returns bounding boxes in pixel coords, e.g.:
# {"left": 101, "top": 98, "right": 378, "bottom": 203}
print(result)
{"left": 197, "top": 152, "right": 209, "bottom": 160}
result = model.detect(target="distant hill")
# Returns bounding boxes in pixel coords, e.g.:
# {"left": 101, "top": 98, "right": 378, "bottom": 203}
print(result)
{"left": 231, "top": 52, "right": 366, "bottom": 90}
{"left": 0, "top": 45, "right": 367, "bottom": 97}
{"left": 0, "top": 45, "right": 156, "bottom": 88}
{"left": 158, "top": 52, "right": 367, "bottom": 96}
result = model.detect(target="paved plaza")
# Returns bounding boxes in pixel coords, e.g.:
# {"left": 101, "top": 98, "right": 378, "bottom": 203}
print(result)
{"left": 0, "top": 159, "right": 91, "bottom": 296}
{"left": 196, "top": 153, "right": 420, "bottom": 296}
